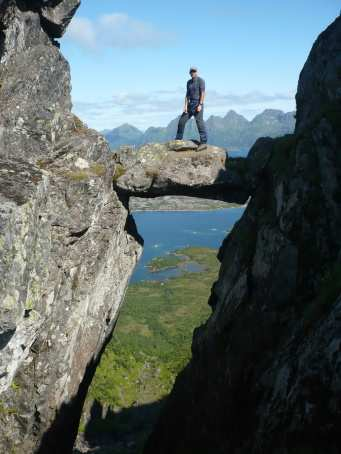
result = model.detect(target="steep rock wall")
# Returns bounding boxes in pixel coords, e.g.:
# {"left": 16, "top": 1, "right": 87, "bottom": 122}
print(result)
{"left": 144, "top": 16, "right": 341, "bottom": 454}
{"left": 0, "top": 2, "right": 142, "bottom": 453}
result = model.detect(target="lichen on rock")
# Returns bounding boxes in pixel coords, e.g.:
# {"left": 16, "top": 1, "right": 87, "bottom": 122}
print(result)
{"left": 0, "top": 1, "right": 142, "bottom": 453}
{"left": 1, "top": 1, "right": 341, "bottom": 454}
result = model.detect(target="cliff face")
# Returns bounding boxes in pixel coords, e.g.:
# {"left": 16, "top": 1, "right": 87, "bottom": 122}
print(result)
{"left": 1, "top": 2, "right": 341, "bottom": 453}
{"left": 144, "top": 17, "right": 341, "bottom": 454}
{"left": 0, "top": 2, "right": 142, "bottom": 453}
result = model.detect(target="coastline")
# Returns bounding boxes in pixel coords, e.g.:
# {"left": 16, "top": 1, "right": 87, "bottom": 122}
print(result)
{"left": 131, "top": 205, "right": 246, "bottom": 213}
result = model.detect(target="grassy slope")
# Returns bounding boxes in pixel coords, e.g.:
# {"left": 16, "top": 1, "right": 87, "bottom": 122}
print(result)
{"left": 79, "top": 247, "right": 219, "bottom": 453}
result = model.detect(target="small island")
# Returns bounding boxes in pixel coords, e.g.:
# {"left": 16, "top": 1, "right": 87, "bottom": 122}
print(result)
{"left": 147, "top": 252, "right": 185, "bottom": 273}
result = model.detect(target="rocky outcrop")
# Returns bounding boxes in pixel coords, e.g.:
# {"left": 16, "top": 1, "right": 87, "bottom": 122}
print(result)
{"left": 295, "top": 16, "right": 341, "bottom": 133}
{"left": 0, "top": 2, "right": 141, "bottom": 453}
{"left": 113, "top": 141, "right": 250, "bottom": 205}
{"left": 1, "top": 1, "right": 341, "bottom": 453}
{"left": 144, "top": 16, "right": 341, "bottom": 454}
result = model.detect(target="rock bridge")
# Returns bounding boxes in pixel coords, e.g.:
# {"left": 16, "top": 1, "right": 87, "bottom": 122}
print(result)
{"left": 112, "top": 139, "right": 269, "bottom": 206}
{"left": 0, "top": 1, "right": 341, "bottom": 454}
{"left": 0, "top": 2, "right": 261, "bottom": 451}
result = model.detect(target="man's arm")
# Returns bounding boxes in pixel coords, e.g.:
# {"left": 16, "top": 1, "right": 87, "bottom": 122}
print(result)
{"left": 184, "top": 82, "right": 190, "bottom": 113}
{"left": 197, "top": 78, "right": 206, "bottom": 112}
{"left": 184, "top": 96, "right": 188, "bottom": 113}
{"left": 199, "top": 90, "right": 205, "bottom": 105}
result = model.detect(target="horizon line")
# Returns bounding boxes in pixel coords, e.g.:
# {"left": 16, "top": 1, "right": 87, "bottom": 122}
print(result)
{"left": 99, "top": 108, "right": 296, "bottom": 133}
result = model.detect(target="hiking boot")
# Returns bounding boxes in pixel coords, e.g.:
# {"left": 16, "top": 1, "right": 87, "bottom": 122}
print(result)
{"left": 197, "top": 143, "right": 207, "bottom": 151}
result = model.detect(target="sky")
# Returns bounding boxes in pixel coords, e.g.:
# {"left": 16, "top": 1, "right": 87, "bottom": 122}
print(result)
{"left": 61, "top": 0, "right": 340, "bottom": 131}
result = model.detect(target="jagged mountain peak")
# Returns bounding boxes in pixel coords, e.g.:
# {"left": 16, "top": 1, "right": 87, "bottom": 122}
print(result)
{"left": 104, "top": 109, "right": 295, "bottom": 150}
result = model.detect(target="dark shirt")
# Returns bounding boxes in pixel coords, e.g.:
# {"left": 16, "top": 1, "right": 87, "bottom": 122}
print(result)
{"left": 186, "top": 76, "right": 205, "bottom": 102}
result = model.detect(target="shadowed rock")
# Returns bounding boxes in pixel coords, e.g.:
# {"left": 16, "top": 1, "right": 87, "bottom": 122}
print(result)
{"left": 40, "top": 0, "right": 80, "bottom": 38}
{"left": 0, "top": 1, "right": 341, "bottom": 453}
{"left": 296, "top": 16, "right": 341, "bottom": 133}
{"left": 144, "top": 16, "right": 341, "bottom": 454}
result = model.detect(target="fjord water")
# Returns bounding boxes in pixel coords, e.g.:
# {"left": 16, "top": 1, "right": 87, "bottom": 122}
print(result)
{"left": 131, "top": 207, "right": 245, "bottom": 282}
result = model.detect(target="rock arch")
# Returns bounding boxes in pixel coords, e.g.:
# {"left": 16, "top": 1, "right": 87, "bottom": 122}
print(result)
{"left": 0, "top": 2, "right": 340, "bottom": 453}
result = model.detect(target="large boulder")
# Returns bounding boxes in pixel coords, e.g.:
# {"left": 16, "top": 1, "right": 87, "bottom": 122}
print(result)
{"left": 40, "top": 0, "right": 80, "bottom": 38}
{"left": 113, "top": 141, "right": 250, "bottom": 204}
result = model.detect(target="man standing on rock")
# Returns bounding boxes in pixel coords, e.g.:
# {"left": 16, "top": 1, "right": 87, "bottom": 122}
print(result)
{"left": 175, "top": 66, "right": 208, "bottom": 150}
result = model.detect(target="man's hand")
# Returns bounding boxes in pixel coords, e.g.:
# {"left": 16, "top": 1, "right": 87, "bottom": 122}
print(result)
{"left": 196, "top": 104, "right": 202, "bottom": 112}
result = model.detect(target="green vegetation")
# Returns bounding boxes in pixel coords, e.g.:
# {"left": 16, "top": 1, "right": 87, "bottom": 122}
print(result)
{"left": 62, "top": 163, "right": 106, "bottom": 182}
{"left": 0, "top": 400, "right": 17, "bottom": 415}
{"left": 10, "top": 381, "right": 20, "bottom": 393}
{"left": 113, "top": 163, "right": 126, "bottom": 182}
{"left": 90, "top": 163, "right": 107, "bottom": 177}
{"left": 147, "top": 252, "right": 184, "bottom": 272}
{"left": 73, "top": 114, "right": 88, "bottom": 133}
{"left": 36, "top": 159, "right": 50, "bottom": 169}
{"left": 81, "top": 247, "right": 219, "bottom": 453}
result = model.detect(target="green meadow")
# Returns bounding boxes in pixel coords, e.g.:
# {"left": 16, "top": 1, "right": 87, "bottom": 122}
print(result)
{"left": 79, "top": 247, "right": 220, "bottom": 453}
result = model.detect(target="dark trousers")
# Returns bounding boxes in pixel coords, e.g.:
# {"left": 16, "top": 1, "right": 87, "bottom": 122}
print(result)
{"left": 175, "top": 102, "right": 207, "bottom": 144}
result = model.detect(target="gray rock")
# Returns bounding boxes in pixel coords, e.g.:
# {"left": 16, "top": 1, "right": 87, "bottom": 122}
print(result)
{"left": 0, "top": 1, "right": 141, "bottom": 453}
{"left": 113, "top": 141, "right": 250, "bottom": 204}
{"left": 144, "top": 16, "right": 341, "bottom": 454}
{"left": 296, "top": 16, "right": 341, "bottom": 133}
{"left": 166, "top": 139, "right": 199, "bottom": 151}
{"left": 40, "top": 0, "right": 80, "bottom": 38}
{"left": 1, "top": 1, "right": 341, "bottom": 454}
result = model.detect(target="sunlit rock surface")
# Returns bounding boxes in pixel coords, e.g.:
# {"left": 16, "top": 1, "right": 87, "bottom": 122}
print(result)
{"left": 0, "top": 1, "right": 141, "bottom": 453}
{"left": 1, "top": 1, "right": 341, "bottom": 453}
{"left": 113, "top": 141, "right": 250, "bottom": 205}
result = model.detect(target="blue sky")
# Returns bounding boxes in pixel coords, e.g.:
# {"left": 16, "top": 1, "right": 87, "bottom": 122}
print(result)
{"left": 61, "top": 0, "right": 340, "bottom": 131}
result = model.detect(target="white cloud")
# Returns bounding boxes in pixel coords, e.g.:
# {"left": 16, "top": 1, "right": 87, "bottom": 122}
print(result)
{"left": 73, "top": 89, "right": 295, "bottom": 131}
{"left": 65, "top": 13, "right": 175, "bottom": 51}
{"left": 67, "top": 17, "right": 97, "bottom": 50}
{"left": 207, "top": 90, "right": 294, "bottom": 106}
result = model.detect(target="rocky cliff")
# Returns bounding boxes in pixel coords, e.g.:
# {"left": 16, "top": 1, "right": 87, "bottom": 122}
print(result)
{"left": 1, "top": 2, "right": 341, "bottom": 453}
{"left": 0, "top": 2, "right": 142, "bottom": 453}
{"left": 143, "top": 16, "right": 341, "bottom": 454}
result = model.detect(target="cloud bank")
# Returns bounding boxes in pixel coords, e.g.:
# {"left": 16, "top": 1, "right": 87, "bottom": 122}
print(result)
{"left": 65, "top": 13, "right": 175, "bottom": 50}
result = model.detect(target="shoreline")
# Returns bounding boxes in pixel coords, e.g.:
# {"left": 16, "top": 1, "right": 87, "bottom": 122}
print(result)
{"left": 131, "top": 205, "right": 247, "bottom": 214}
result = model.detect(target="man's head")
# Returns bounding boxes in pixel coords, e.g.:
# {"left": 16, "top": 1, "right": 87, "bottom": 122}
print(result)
{"left": 189, "top": 66, "right": 198, "bottom": 78}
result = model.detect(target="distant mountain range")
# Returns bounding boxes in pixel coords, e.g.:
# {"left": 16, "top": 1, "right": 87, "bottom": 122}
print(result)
{"left": 102, "top": 109, "right": 296, "bottom": 151}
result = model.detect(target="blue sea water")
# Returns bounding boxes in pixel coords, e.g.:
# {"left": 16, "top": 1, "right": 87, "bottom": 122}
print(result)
{"left": 229, "top": 149, "right": 249, "bottom": 158}
{"left": 131, "top": 207, "right": 245, "bottom": 283}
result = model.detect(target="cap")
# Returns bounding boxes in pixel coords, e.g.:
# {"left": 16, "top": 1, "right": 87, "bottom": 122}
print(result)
{"left": 189, "top": 66, "right": 198, "bottom": 73}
